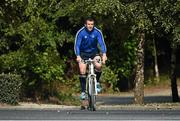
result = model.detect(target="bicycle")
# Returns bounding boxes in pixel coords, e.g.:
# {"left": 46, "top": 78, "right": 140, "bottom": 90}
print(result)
{"left": 82, "top": 58, "right": 98, "bottom": 111}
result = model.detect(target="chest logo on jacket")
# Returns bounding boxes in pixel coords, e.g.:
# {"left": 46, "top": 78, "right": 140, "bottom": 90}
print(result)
{"left": 91, "top": 34, "right": 95, "bottom": 38}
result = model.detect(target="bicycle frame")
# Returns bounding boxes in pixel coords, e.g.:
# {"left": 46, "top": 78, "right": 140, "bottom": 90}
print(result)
{"left": 85, "top": 58, "right": 98, "bottom": 111}
{"left": 86, "top": 59, "right": 98, "bottom": 95}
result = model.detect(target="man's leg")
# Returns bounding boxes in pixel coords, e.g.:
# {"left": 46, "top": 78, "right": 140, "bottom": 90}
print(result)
{"left": 79, "top": 62, "right": 87, "bottom": 99}
{"left": 94, "top": 56, "right": 102, "bottom": 93}
{"left": 94, "top": 56, "right": 102, "bottom": 82}
{"left": 79, "top": 74, "right": 86, "bottom": 92}
{"left": 95, "top": 69, "right": 102, "bottom": 83}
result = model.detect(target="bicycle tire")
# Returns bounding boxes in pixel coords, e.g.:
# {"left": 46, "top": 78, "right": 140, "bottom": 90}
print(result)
{"left": 88, "top": 77, "right": 96, "bottom": 111}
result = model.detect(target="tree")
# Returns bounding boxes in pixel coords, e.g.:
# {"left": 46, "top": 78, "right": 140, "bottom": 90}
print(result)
{"left": 132, "top": 0, "right": 180, "bottom": 104}
{"left": 153, "top": 37, "right": 160, "bottom": 83}
{"left": 1, "top": 0, "right": 179, "bottom": 103}
{"left": 134, "top": 32, "right": 145, "bottom": 104}
{"left": 148, "top": 0, "right": 180, "bottom": 102}
{"left": 126, "top": 0, "right": 152, "bottom": 104}
{"left": 170, "top": 46, "right": 179, "bottom": 102}
{"left": 0, "top": 0, "right": 68, "bottom": 99}
{"left": 170, "top": 25, "right": 180, "bottom": 102}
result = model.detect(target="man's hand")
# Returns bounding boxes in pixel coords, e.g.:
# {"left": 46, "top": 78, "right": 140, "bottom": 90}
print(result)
{"left": 76, "top": 56, "right": 82, "bottom": 63}
{"left": 102, "top": 53, "right": 107, "bottom": 64}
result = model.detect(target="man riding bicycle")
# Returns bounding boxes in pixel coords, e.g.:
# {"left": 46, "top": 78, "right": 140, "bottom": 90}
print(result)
{"left": 74, "top": 17, "right": 107, "bottom": 100}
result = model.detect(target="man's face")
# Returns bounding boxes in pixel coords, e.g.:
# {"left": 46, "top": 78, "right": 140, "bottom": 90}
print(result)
{"left": 85, "top": 20, "right": 94, "bottom": 31}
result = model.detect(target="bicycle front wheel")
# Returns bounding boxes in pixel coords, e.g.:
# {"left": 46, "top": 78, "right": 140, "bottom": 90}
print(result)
{"left": 88, "top": 77, "right": 96, "bottom": 111}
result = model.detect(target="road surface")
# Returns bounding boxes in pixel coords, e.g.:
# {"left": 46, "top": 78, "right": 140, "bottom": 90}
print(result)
{"left": 0, "top": 109, "right": 180, "bottom": 120}
{"left": 0, "top": 94, "right": 179, "bottom": 120}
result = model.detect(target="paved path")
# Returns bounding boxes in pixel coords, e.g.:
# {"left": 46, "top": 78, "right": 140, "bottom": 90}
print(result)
{"left": 0, "top": 109, "right": 180, "bottom": 120}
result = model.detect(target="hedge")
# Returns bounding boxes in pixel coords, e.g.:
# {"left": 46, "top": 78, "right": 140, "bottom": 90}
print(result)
{"left": 0, "top": 73, "right": 22, "bottom": 105}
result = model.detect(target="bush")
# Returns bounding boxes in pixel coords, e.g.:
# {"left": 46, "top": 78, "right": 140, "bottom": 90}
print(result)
{"left": 0, "top": 73, "right": 22, "bottom": 105}
{"left": 101, "top": 66, "right": 118, "bottom": 92}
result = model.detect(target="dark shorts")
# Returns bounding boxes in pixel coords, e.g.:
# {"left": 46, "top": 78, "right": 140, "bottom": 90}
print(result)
{"left": 80, "top": 51, "right": 99, "bottom": 60}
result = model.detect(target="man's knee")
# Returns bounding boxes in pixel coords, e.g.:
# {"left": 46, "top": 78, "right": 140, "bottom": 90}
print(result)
{"left": 79, "top": 70, "right": 86, "bottom": 74}
{"left": 79, "top": 64, "right": 87, "bottom": 74}
{"left": 93, "top": 56, "right": 102, "bottom": 70}
{"left": 95, "top": 63, "right": 102, "bottom": 71}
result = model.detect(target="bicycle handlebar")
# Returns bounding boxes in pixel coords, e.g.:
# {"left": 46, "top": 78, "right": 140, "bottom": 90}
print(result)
{"left": 84, "top": 58, "right": 95, "bottom": 64}
{"left": 80, "top": 58, "right": 102, "bottom": 64}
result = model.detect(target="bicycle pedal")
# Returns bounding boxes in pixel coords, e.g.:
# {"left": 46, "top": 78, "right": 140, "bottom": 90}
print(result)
{"left": 92, "top": 107, "right": 96, "bottom": 111}
{"left": 80, "top": 106, "right": 86, "bottom": 110}
{"left": 81, "top": 99, "right": 88, "bottom": 106}
{"left": 87, "top": 106, "right": 96, "bottom": 111}
{"left": 87, "top": 106, "right": 91, "bottom": 110}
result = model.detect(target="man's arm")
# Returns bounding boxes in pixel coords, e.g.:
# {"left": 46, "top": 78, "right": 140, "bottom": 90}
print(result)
{"left": 74, "top": 31, "right": 82, "bottom": 62}
{"left": 97, "top": 30, "right": 107, "bottom": 64}
{"left": 97, "top": 31, "right": 107, "bottom": 54}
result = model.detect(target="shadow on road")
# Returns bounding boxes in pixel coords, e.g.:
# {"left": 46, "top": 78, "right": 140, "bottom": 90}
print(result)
{"left": 97, "top": 96, "right": 172, "bottom": 105}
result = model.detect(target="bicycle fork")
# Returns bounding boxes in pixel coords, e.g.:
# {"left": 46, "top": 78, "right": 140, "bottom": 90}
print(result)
{"left": 88, "top": 74, "right": 98, "bottom": 95}
{"left": 88, "top": 62, "right": 98, "bottom": 95}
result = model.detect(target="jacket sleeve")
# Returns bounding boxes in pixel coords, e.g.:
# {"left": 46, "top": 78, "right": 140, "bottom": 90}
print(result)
{"left": 74, "top": 32, "right": 82, "bottom": 56}
{"left": 97, "top": 31, "right": 107, "bottom": 54}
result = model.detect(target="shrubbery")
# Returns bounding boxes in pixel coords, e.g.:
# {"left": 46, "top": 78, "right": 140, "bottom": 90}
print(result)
{"left": 0, "top": 73, "right": 22, "bottom": 105}
{"left": 101, "top": 66, "right": 118, "bottom": 92}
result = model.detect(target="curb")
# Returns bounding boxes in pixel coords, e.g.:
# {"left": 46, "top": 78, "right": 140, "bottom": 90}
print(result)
{"left": 1, "top": 102, "right": 180, "bottom": 110}
{"left": 0, "top": 103, "right": 79, "bottom": 110}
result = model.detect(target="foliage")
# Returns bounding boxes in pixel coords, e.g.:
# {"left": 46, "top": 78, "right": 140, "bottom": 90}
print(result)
{"left": 0, "top": 0, "right": 67, "bottom": 99}
{"left": 0, "top": 73, "right": 22, "bottom": 105}
{"left": 0, "top": 0, "right": 179, "bottom": 102}
{"left": 101, "top": 65, "right": 118, "bottom": 92}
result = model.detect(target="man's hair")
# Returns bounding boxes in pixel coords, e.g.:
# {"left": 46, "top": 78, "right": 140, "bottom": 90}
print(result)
{"left": 84, "top": 17, "right": 95, "bottom": 24}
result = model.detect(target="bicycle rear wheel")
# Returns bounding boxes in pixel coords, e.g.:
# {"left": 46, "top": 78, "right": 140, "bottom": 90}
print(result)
{"left": 88, "top": 77, "right": 96, "bottom": 111}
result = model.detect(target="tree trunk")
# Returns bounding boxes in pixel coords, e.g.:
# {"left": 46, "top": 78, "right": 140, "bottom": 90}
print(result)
{"left": 153, "top": 38, "right": 160, "bottom": 83}
{"left": 134, "top": 32, "right": 145, "bottom": 104}
{"left": 170, "top": 47, "right": 179, "bottom": 102}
